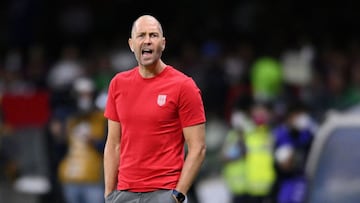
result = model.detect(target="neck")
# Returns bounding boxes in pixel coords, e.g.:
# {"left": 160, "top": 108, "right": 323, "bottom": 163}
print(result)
{"left": 138, "top": 60, "right": 166, "bottom": 78}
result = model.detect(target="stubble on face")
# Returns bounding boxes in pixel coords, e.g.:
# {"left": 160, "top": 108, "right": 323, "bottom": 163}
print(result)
{"left": 129, "top": 15, "right": 165, "bottom": 68}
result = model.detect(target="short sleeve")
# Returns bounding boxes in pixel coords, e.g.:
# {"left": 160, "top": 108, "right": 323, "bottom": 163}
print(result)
{"left": 178, "top": 78, "right": 206, "bottom": 128}
{"left": 104, "top": 78, "right": 120, "bottom": 122}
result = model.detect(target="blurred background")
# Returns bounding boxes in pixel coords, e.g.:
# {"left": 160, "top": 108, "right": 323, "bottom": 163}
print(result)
{"left": 1, "top": 0, "right": 360, "bottom": 203}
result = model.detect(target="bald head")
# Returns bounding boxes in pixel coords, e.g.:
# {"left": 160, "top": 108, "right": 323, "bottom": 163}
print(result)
{"left": 130, "top": 15, "right": 164, "bottom": 38}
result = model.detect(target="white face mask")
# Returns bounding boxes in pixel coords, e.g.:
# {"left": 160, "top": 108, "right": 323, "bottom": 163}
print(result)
{"left": 292, "top": 113, "right": 311, "bottom": 130}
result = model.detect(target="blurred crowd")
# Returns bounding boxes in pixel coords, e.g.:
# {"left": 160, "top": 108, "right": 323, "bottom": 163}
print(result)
{"left": 1, "top": 0, "right": 360, "bottom": 203}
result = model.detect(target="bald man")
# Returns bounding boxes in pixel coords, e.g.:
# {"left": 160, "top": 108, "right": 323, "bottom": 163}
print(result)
{"left": 103, "top": 15, "right": 206, "bottom": 203}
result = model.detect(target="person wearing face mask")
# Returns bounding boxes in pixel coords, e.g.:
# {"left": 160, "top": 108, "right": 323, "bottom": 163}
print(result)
{"left": 272, "top": 101, "right": 317, "bottom": 203}
{"left": 222, "top": 102, "right": 276, "bottom": 203}
{"left": 243, "top": 102, "right": 276, "bottom": 203}
{"left": 221, "top": 109, "right": 252, "bottom": 203}
{"left": 57, "top": 77, "right": 107, "bottom": 203}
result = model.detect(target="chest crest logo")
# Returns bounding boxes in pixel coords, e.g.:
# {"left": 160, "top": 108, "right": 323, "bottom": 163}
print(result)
{"left": 157, "top": 94, "right": 167, "bottom": 106}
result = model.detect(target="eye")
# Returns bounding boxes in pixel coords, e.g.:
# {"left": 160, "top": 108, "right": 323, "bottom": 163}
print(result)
{"left": 150, "top": 33, "right": 159, "bottom": 38}
{"left": 136, "top": 33, "right": 145, "bottom": 38}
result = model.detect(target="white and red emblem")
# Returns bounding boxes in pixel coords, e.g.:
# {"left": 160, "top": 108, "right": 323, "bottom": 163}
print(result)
{"left": 157, "top": 94, "right": 167, "bottom": 106}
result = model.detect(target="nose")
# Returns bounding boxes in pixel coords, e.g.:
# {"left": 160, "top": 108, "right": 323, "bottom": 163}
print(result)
{"left": 143, "top": 34, "right": 151, "bottom": 44}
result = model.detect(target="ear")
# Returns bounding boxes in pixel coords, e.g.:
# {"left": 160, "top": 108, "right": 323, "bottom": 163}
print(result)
{"left": 128, "top": 38, "right": 134, "bottom": 52}
{"left": 161, "top": 37, "right": 166, "bottom": 51}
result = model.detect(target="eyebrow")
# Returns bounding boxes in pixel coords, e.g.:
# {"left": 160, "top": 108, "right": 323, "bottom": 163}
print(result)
{"left": 136, "top": 31, "right": 160, "bottom": 36}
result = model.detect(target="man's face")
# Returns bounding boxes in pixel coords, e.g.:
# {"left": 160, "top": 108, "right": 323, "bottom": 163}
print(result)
{"left": 129, "top": 18, "right": 165, "bottom": 68}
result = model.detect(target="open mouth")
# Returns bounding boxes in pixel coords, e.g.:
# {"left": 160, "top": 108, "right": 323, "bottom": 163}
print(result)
{"left": 142, "top": 48, "right": 153, "bottom": 56}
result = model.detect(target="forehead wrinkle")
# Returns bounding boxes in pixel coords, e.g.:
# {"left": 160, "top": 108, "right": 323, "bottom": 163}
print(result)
{"left": 131, "top": 15, "right": 163, "bottom": 38}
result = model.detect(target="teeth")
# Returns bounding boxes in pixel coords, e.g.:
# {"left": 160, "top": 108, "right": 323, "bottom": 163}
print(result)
{"left": 142, "top": 49, "right": 152, "bottom": 55}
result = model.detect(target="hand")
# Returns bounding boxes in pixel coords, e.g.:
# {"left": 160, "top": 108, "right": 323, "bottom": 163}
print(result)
{"left": 104, "top": 190, "right": 113, "bottom": 198}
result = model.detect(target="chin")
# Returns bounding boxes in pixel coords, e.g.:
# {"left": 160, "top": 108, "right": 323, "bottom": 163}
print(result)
{"left": 141, "top": 61, "right": 156, "bottom": 67}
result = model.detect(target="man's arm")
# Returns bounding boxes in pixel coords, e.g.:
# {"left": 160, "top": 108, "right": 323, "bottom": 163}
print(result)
{"left": 103, "top": 119, "right": 121, "bottom": 197}
{"left": 175, "top": 123, "right": 206, "bottom": 196}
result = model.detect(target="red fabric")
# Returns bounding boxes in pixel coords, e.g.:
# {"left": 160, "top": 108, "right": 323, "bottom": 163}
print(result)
{"left": 105, "top": 66, "right": 206, "bottom": 192}
{"left": 2, "top": 91, "right": 50, "bottom": 128}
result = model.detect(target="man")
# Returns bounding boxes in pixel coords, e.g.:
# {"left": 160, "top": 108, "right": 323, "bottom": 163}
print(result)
{"left": 103, "top": 15, "right": 206, "bottom": 203}
{"left": 58, "top": 77, "right": 106, "bottom": 203}
{"left": 272, "top": 102, "right": 316, "bottom": 203}
{"left": 222, "top": 102, "right": 276, "bottom": 203}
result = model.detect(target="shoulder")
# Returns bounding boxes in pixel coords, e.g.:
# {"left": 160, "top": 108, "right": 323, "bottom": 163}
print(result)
{"left": 166, "top": 66, "right": 190, "bottom": 79}
{"left": 272, "top": 125, "right": 288, "bottom": 138}
{"left": 166, "top": 66, "right": 197, "bottom": 87}
{"left": 109, "top": 67, "right": 137, "bottom": 85}
{"left": 113, "top": 67, "right": 137, "bottom": 80}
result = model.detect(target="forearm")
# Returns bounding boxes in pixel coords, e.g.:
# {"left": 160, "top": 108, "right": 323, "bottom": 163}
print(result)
{"left": 103, "top": 143, "right": 120, "bottom": 196}
{"left": 175, "top": 145, "right": 206, "bottom": 195}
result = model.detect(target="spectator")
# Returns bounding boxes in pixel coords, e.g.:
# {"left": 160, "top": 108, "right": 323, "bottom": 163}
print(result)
{"left": 222, "top": 102, "right": 276, "bottom": 203}
{"left": 272, "top": 101, "right": 317, "bottom": 203}
{"left": 250, "top": 57, "right": 283, "bottom": 104}
{"left": 57, "top": 77, "right": 106, "bottom": 203}
{"left": 47, "top": 45, "right": 85, "bottom": 91}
